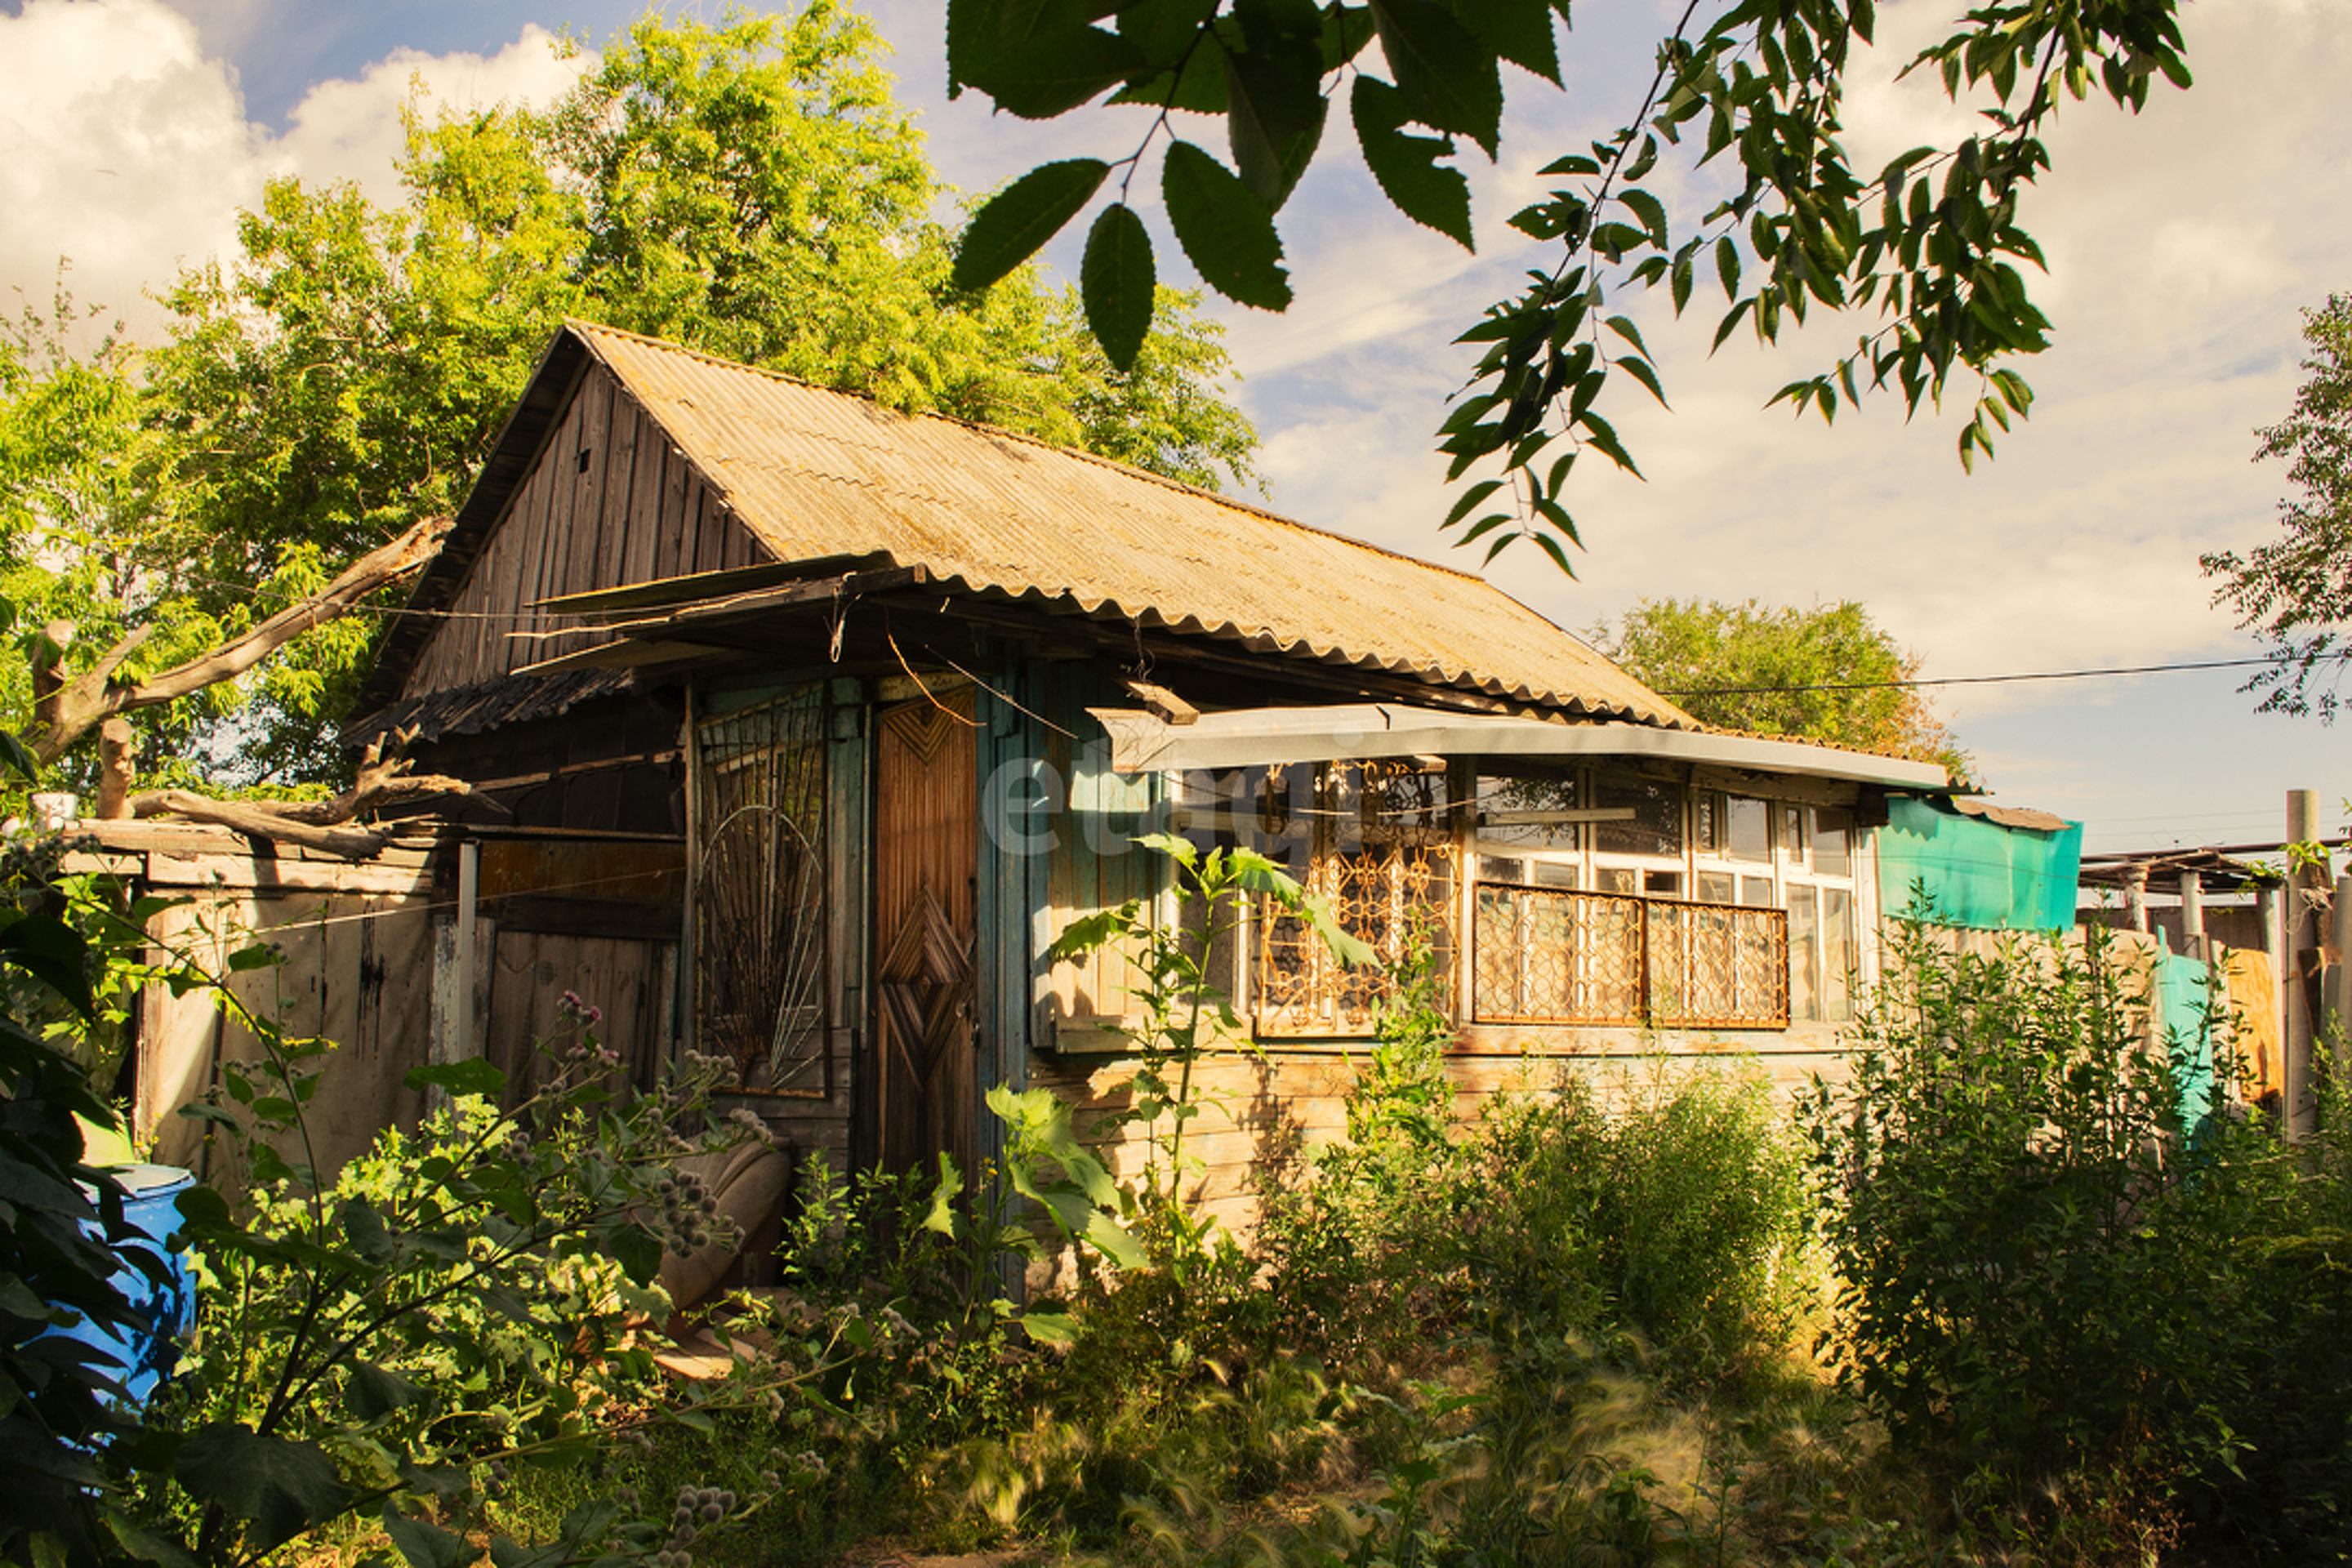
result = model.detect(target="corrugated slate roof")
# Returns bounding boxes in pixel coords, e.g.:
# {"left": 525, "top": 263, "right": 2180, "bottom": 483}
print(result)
{"left": 564, "top": 322, "right": 1693, "bottom": 728}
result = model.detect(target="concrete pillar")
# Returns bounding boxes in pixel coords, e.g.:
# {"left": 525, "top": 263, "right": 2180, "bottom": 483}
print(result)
{"left": 2287, "top": 790, "right": 2322, "bottom": 1143}
{"left": 2123, "top": 862, "right": 2150, "bottom": 935}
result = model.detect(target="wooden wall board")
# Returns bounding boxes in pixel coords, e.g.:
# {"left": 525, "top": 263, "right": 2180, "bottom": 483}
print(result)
{"left": 136, "top": 889, "right": 436, "bottom": 1179}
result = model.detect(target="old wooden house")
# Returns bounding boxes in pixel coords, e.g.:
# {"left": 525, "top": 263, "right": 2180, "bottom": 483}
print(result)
{"left": 336, "top": 318, "right": 1991, "bottom": 1222}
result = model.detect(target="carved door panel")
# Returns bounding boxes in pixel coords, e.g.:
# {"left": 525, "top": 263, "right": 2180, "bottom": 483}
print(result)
{"left": 871, "top": 689, "right": 978, "bottom": 1179}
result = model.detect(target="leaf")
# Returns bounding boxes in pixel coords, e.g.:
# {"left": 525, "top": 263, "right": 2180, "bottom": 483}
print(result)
{"left": 1160, "top": 140, "right": 1292, "bottom": 310}
{"left": 1352, "top": 77, "right": 1473, "bottom": 249}
{"left": 1577, "top": 409, "right": 1644, "bottom": 478}
{"left": 1223, "top": 20, "right": 1325, "bottom": 208}
{"left": 384, "top": 1509, "right": 470, "bottom": 1568}
{"left": 1715, "top": 235, "right": 1741, "bottom": 300}
{"left": 1441, "top": 479, "right": 1505, "bottom": 531}
{"left": 952, "top": 158, "right": 1111, "bottom": 294}
{"left": 1046, "top": 902, "right": 1142, "bottom": 964}
{"left": 1018, "top": 1310, "right": 1081, "bottom": 1345}
{"left": 0, "top": 730, "right": 38, "bottom": 784}
{"left": 1080, "top": 203, "right": 1156, "bottom": 372}
{"left": 1450, "top": 0, "right": 1560, "bottom": 84}
{"left": 344, "top": 1362, "right": 421, "bottom": 1423}
{"left": 1367, "top": 0, "right": 1503, "bottom": 155}
{"left": 401, "top": 1058, "right": 506, "bottom": 1098}
{"left": 174, "top": 1423, "right": 354, "bottom": 1554}
{"left": 1618, "top": 187, "right": 1669, "bottom": 247}
{"left": 921, "top": 1151, "right": 965, "bottom": 1236}
{"left": 609, "top": 1222, "right": 662, "bottom": 1289}
{"left": 0, "top": 913, "right": 92, "bottom": 1019}
{"left": 954, "top": 11, "right": 1147, "bottom": 118}
{"left": 101, "top": 1511, "right": 199, "bottom": 1568}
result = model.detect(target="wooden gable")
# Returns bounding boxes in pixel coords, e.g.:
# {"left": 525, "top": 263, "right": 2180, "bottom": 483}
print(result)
{"left": 399, "top": 361, "right": 773, "bottom": 700}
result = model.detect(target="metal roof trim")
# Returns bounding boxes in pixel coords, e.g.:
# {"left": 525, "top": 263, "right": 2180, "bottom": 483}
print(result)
{"left": 1090, "top": 703, "right": 1953, "bottom": 789}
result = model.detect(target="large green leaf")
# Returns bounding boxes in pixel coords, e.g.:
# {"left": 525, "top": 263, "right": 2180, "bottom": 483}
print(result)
{"left": 1222, "top": 13, "right": 1325, "bottom": 208}
{"left": 1080, "top": 203, "right": 1157, "bottom": 372}
{"left": 952, "top": 158, "right": 1111, "bottom": 293}
{"left": 0, "top": 913, "right": 92, "bottom": 1020}
{"left": 1352, "top": 77, "right": 1472, "bottom": 249}
{"left": 174, "top": 1423, "right": 353, "bottom": 1553}
{"left": 950, "top": 2, "right": 1146, "bottom": 117}
{"left": 1160, "top": 140, "right": 1292, "bottom": 310}
{"left": 1448, "top": 0, "right": 1561, "bottom": 83}
{"left": 1366, "top": 0, "right": 1502, "bottom": 155}
{"left": 384, "top": 1509, "right": 470, "bottom": 1568}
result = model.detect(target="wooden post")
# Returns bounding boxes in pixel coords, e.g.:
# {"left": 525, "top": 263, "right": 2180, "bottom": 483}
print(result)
{"left": 2287, "top": 790, "right": 2321, "bottom": 1143}
{"left": 2179, "top": 868, "right": 2205, "bottom": 961}
{"left": 457, "top": 840, "right": 480, "bottom": 1063}
{"left": 1452, "top": 756, "right": 1477, "bottom": 1031}
{"left": 95, "top": 717, "right": 134, "bottom": 820}
{"left": 2332, "top": 871, "right": 2352, "bottom": 1101}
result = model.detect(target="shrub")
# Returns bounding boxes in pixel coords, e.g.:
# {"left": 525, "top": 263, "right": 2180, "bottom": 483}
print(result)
{"left": 1802, "top": 917, "right": 2352, "bottom": 1557}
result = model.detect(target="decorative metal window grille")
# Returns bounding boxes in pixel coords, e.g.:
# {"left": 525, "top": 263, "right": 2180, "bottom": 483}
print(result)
{"left": 1473, "top": 884, "right": 1788, "bottom": 1029}
{"left": 693, "top": 685, "right": 831, "bottom": 1097}
{"left": 1255, "top": 760, "right": 1454, "bottom": 1037}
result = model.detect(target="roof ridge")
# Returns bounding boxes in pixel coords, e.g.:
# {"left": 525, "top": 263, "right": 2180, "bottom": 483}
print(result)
{"left": 563, "top": 317, "right": 1495, "bottom": 589}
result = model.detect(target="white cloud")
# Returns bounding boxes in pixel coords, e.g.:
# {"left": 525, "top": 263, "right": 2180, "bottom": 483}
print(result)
{"left": 262, "top": 25, "right": 584, "bottom": 207}
{"left": 0, "top": 0, "right": 586, "bottom": 345}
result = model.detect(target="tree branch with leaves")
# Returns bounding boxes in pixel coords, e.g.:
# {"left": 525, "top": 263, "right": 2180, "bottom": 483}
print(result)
{"left": 946, "top": 0, "right": 2191, "bottom": 571}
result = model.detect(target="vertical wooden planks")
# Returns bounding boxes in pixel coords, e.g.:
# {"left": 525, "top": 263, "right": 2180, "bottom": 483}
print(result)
{"left": 594, "top": 389, "right": 641, "bottom": 598}
{"left": 653, "top": 445, "right": 691, "bottom": 582}
{"left": 621, "top": 403, "right": 666, "bottom": 590}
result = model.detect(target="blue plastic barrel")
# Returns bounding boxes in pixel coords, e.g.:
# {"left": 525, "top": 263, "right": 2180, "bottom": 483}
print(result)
{"left": 58, "top": 1164, "right": 198, "bottom": 1405}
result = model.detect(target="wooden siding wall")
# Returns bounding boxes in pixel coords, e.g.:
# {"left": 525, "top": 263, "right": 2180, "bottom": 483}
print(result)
{"left": 1022, "top": 663, "right": 1161, "bottom": 1040}
{"left": 105, "top": 844, "right": 441, "bottom": 1182}
{"left": 405, "top": 365, "right": 768, "bottom": 697}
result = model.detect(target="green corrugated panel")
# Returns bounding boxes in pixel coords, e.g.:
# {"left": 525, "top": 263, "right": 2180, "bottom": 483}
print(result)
{"left": 2155, "top": 950, "right": 2219, "bottom": 1126}
{"left": 1877, "top": 796, "right": 2084, "bottom": 931}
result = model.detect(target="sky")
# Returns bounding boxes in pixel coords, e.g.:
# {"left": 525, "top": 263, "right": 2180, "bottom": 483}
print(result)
{"left": 2, "top": 0, "right": 2346, "bottom": 858}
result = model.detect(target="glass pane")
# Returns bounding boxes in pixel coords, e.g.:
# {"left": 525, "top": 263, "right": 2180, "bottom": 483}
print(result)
{"left": 1741, "top": 876, "right": 1776, "bottom": 907}
{"left": 1534, "top": 860, "right": 1579, "bottom": 889}
{"left": 1595, "top": 774, "right": 1686, "bottom": 858}
{"left": 1645, "top": 870, "right": 1683, "bottom": 898}
{"left": 1697, "top": 871, "right": 1736, "bottom": 904}
{"left": 1481, "top": 854, "right": 1526, "bottom": 884}
{"left": 1727, "top": 796, "right": 1771, "bottom": 862}
{"left": 1822, "top": 887, "right": 1853, "bottom": 1022}
{"left": 1813, "top": 807, "right": 1851, "bottom": 875}
{"left": 1780, "top": 804, "right": 1807, "bottom": 864}
{"left": 1597, "top": 866, "right": 1640, "bottom": 895}
{"left": 1479, "top": 771, "right": 1580, "bottom": 850}
{"left": 1693, "top": 791, "right": 1726, "bottom": 853}
{"left": 1785, "top": 884, "right": 1818, "bottom": 1021}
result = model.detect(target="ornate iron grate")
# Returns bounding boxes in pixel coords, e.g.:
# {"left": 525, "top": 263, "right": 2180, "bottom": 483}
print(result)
{"left": 1473, "top": 883, "right": 1787, "bottom": 1029}
{"left": 693, "top": 684, "right": 831, "bottom": 1096}
{"left": 1255, "top": 760, "right": 1454, "bottom": 1036}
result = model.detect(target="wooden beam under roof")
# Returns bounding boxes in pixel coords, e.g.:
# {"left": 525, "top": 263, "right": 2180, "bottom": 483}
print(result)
{"left": 532, "top": 550, "right": 898, "bottom": 620}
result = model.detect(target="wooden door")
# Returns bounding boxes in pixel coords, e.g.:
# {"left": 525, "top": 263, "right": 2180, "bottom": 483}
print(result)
{"left": 871, "top": 689, "right": 979, "bottom": 1180}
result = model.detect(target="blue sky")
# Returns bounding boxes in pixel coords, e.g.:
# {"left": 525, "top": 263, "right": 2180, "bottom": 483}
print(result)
{"left": 3, "top": 0, "right": 2346, "bottom": 857}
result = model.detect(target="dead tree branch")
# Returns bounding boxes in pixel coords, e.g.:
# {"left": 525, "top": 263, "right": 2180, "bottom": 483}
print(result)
{"left": 125, "top": 728, "right": 506, "bottom": 860}
{"left": 23, "top": 513, "right": 456, "bottom": 765}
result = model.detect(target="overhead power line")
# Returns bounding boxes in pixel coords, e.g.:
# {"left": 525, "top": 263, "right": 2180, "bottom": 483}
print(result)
{"left": 1659, "top": 651, "right": 2346, "bottom": 698}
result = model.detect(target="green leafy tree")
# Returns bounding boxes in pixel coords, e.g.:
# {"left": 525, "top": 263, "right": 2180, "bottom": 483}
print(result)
{"left": 16, "top": 2, "right": 1259, "bottom": 787}
{"left": 1589, "top": 597, "right": 1971, "bottom": 779}
{"left": 2203, "top": 292, "right": 2352, "bottom": 719}
{"left": 947, "top": 0, "right": 2189, "bottom": 569}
